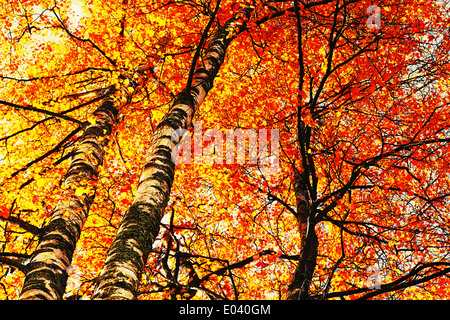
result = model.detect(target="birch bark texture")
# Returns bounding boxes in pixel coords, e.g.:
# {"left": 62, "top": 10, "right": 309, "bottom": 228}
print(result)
{"left": 19, "top": 74, "right": 145, "bottom": 300}
{"left": 92, "top": 7, "right": 254, "bottom": 300}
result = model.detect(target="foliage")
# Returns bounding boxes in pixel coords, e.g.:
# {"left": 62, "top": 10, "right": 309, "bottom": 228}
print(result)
{"left": 0, "top": 0, "right": 449, "bottom": 300}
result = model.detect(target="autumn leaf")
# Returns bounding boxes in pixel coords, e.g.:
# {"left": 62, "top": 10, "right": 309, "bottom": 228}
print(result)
{"left": 0, "top": 0, "right": 449, "bottom": 302}
{"left": 0, "top": 205, "right": 9, "bottom": 219}
{"left": 35, "top": 177, "right": 47, "bottom": 188}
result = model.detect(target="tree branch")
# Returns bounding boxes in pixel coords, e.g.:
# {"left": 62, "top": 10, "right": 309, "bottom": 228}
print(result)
{"left": 0, "top": 257, "right": 27, "bottom": 273}
{"left": 185, "top": 0, "right": 222, "bottom": 92}
{"left": 0, "top": 100, "right": 84, "bottom": 126}
{"left": 0, "top": 215, "right": 42, "bottom": 236}
{"left": 51, "top": 7, "right": 117, "bottom": 67}
{"left": 9, "top": 125, "right": 84, "bottom": 178}
{"left": 317, "top": 262, "right": 450, "bottom": 299}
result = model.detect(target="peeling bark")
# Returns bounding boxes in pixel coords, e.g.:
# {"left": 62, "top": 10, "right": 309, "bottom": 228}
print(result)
{"left": 92, "top": 7, "right": 254, "bottom": 300}
{"left": 19, "top": 97, "right": 119, "bottom": 300}
{"left": 19, "top": 71, "right": 148, "bottom": 299}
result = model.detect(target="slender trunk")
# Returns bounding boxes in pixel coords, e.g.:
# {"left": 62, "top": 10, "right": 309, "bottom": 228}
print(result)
{"left": 19, "top": 72, "right": 145, "bottom": 299}
{"left": 285, "top": 174, "right": 319, "bottom": 300}
{"left": 92, "top": 7, "right": 254, "bottom": 300}
{"left": 19, "top": 97, "right": 117, "bottom": 300}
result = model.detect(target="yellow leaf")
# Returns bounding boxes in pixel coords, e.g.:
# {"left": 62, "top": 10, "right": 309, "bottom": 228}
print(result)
{"left": 36, "top": 178, "right": 46, "bottom": 188}
{"left": 75, "top": 187, "right": 87, "bottom": 196}
{"left": 87, "top": 115, "right": 97, "bottom": 125}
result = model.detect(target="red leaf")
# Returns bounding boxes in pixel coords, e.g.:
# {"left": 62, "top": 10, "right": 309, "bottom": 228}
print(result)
{"left": 351, "top": 86, "right": 360, "bottom": 96}
{"left": 0, "top": 205, "right": 9, "bottom": 219}
{"left": 256, "top": 261, "right": 269, "bottom": 268}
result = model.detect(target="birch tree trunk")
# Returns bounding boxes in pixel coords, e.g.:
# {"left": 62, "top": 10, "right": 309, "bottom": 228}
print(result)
{"left": 19, "top": 75, "right": 143, "bottom": 300}
{"left": 92, "top": 7, "right": 254, "bottom": 300}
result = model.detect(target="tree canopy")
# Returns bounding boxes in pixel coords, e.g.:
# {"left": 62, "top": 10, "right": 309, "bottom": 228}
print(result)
{"left": 0, "top": 0, "right": 449, "bottom": 300}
